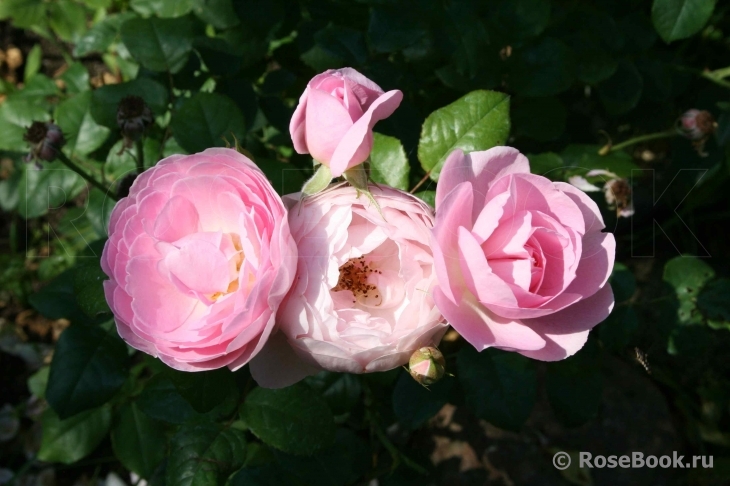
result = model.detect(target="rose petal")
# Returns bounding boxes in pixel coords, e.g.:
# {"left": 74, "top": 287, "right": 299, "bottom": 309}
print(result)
{"left": 328, "top": 90, "right": 403, "bottom": 177}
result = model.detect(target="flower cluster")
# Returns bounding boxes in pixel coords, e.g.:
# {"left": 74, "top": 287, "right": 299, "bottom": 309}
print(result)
{"left": 102, "top": 68, "right": 615, "bottom": 386}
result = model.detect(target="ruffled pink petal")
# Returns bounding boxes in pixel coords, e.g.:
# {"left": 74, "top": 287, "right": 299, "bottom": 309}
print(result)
{"left": 435, "top": 147, "right": 530, "bottom": 210}
{"left": 518, "top": 283, "right": 614, "bottom": 361}
{"left": 290, "top": 90, "right": 309, "bottom": 154}
{"left": 328, "top": 90, "right": 403, "bottom": 177}
{"left": 432, "top": 182, "right": 474, "bottom": 304}
{"left": 153, "top": 196, "right": 200, "bottom": 242}
{"left": 434, "top": 287, "right": 545, "bottom": 352}
{"left": 305, "top": 88, "right": 354, "bottom": 164}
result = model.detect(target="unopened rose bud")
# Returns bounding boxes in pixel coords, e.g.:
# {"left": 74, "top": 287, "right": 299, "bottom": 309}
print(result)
{"left": 24, "top": 121, "right": 65, "bottom": 162}
{"left": 408, "top": 346, "right": 445, "bottom": 386}
{"left": 117, "top": 95, "right": 153, "bottom": 145}
{"left": 677, "top": 109, "right": 716, "bottom": 141}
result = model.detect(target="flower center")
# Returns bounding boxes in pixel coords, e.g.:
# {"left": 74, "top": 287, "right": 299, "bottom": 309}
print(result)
{"left": 209, "top": 233, "right": 244, "bottom": 302}
{"left": 332, "top": 256, "right": 382, "bottom": 304}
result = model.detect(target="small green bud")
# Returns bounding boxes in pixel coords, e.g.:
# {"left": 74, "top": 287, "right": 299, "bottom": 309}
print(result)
{"left": 408, "top": 346, "right": 445, "bottom": 386}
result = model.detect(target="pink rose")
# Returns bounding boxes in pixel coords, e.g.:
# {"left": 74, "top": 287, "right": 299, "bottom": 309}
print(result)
{"left": 250, "top": 184, "right": 447, "bottom": 388}
{"left": 101, "top": 148, "right": 297, "bottom": 371}
{"left": 289, "top": 68, "right": 403, "bottom": 177}
{"left": 431, "top": 147, "right": 615, "bottom": 360}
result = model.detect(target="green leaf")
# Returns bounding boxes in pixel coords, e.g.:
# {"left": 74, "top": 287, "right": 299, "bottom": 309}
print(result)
{"left": 597, "top": 60, "right": 643, "bottom": 115}
{"left": 663, "top": 256, "right": 715, "bottom": 299}
{"left": 166, "top": 422, "right": 247, "bottom": 486}
{"left": 526, "top": 152, "right": 564, "bottom": 179}
{"left": 90, "top": 78, "right": 168, "bottom": 128}
{"left": 457, "top": 346, "right": 536, "bottom": 431}
{"left": 0, "top": 115, "right": 31, "bottom": 152}
{"left": 546, "top": 339, "right": 602, "bottom": 427}
{"left": 18, "top": 162, "right": 86, "bottom": 219}
{"left": 46, "top": 322, "right": 129, "bottom": 419}
{"left": 138, "top": 374, "right": 200, "bottom": 424}
{"left": 2, "top": 98, "right": 50, "bottom": 127}
{"left": 392, "top": 372, "right": 454, "bottom": 429}
{"left": 231, "top": 429, "right": 369, "bottom": 486}
{"left": 414, "top": 190, "right": 435, "bottom": 207}
{"left": 111, "top": 402, "right": 167, "bottom": 478}
{"left": 508, "top": 37, "right": 575, "bottom": 97}
{"left": 131, "top": 0, "right": 198, "bottom": 17}
{"left": 73, "top": 255, "right": 111, "bottom": 318}
{"left": 38, "top": 406, "right": 111, "bottom": 464}
{"left": 166, "top": 368, "right": 237, "bottom": 413}
{"left": 240, "top": 383, "right": 336, "bottom": 455}
{"left": 488, "top": 0, "right": 551, "bottom": 42}
{"left": 120, "top": 15, "right": 198, "bottom": 73}
{"left": 0, "top": 0, "right": 47, "bottom": 29}
{"left": 369, "top": 133, "right": 409, "bottom": 191}
{"left": 24, "top": 44, "right": 42, "bottom": 81}
{"left": 194, "top": 36, "right": 243, "bottom": 76}
{"left": 574, "top": 45, "right": 618, "bottom": 84}
{"left": 28, "top": 366, "right": 50, "bottom": 399}
{"left": 368, "top": 6, "right": 428, "bottom": 53}
{"left": 418, "top": 90, "right": 510, "bottom": 181}
{"left": 73, "top": 13, "right": 135, "bottom": 57}
{"left": 560, "top": 144, "right": 639, "bottom": 179}
{"left": 60, "top": 63, "right": 90, "bottom": 94}
{"left": 194, "top": 0, "right": 240, "bottom": 29}
{"left": 55, "top": 91, "right": 111, "bottom": 156}
{"left": 652, "top": 0, "right": 717, "bottom": 43}
{"left": 512, "top": 97, "right": 567, "bottom": 142}
{"left": 48, "top": 0, "right": 88, "bottom": 43}
{"left": 610, "top": 263, "right": 637, "bottom": 303}
{"left": 28, "top": 269, "right": 87, "bottom": 321}
{"left": 256, "top": 158, "right": 306, "bottom": 196}
{"left": 305, "top": 372, "right": 362, "bottom": 416}
{"left": 171, "top": 92, "right": 245, "bottom": 153}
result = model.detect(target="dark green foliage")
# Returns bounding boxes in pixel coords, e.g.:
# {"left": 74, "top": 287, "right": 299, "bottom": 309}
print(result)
{"left": 2, "top": 0, "right": 730, "bottom": 484}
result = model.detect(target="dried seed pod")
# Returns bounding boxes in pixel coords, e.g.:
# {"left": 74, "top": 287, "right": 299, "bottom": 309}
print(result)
{"left": 24, "top": 121, "right": 65, "bottom": 162}
{"left": 117, "top": 95, "right": 153, "bottom": 145}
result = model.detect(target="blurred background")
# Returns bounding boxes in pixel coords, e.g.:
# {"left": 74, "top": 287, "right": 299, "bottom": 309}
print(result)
{"left": 1, "top": 0, "right": 730, "bottom": 484}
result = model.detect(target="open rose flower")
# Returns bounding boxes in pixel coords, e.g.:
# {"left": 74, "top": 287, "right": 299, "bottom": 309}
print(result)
{"left": 289, "top": 68, "right": 403, "bottom": 177}
{"left": 250, "top": 184, "right": 447, "bottom": 388}
{"left": 101, "top": 148, "right": 297, "bottom": 371}
{"left": 432, "top": 147, "right": 615, "bottom": 360}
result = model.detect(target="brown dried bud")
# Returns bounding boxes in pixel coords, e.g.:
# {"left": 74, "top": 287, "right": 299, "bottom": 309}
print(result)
{"left": 603, "top": 178, "right": 634, "bottom": 218}
{"left": 117, "top": 95, "right": 153, "bottom": 144}
{"left": 677, "top": 109, "right": 716, "bottom": 141}
{"left": 24, "top": 121, "right": 65, "bottom": 162}
{"left": 408, "top": 346, "right": 445, "bottom": 386}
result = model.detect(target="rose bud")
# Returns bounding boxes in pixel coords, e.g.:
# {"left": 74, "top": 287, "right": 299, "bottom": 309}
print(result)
{"left": 431, "top": 147, "right": 615, "bottom": 361}
{"left": 408, "top": 346, "right": 446, "bottom": 386}
{"left": 101, "top": 148, "right": 297, "bottom": 371}
{"left": 24, "top": 121, "right": 65, "bottom": 162}
{"left": 677, "top": 109, "right": 716, "bottom": 141}
{"left": 289, "top": 68, "right": 403, "bottom": 177}
{"left": 117, "top": 95, "right": 153, "bottom": 145}
{"left": 249, "top": 184, "right": 447, "bottom": 388}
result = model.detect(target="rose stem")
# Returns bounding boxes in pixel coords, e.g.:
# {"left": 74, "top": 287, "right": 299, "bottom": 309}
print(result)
{"left": 56, "top": 151, "right": 119, "bottom": 201}
{"left": 601, "top": 129, "right": 678, "bottom": 154}
{"left": 409, "top": 169, "right": 432, "bottom": 194}
{"left": 135, "top": 139, "right": 145, "bottom": 174}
